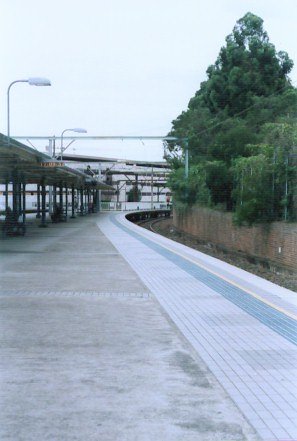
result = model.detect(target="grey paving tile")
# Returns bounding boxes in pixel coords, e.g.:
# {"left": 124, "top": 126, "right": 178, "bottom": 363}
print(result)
{"left": 256, "top": 428, "right": 278, "bottom": 440}
{"left": 99, "top": 214, "right": 297, "bottom": 441}
{"left": 270, "top": 427, "right": 291, "bottom": 439}
{"left": 286, "top": 428, "right": 297, "bottom": 439}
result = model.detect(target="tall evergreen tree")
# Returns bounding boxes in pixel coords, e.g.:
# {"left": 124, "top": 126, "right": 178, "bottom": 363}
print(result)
{"left": 167, "top": 12, "right": 297, "bottom": 224}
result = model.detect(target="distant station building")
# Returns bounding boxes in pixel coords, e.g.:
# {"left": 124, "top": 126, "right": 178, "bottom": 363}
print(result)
{"left": 0, "top": 140, "right": 171, "bottom": 216}
{"left": 61, "top": 153, "right": 172, "bottom": 211}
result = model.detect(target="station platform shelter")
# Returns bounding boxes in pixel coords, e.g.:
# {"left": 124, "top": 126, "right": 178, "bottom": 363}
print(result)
{"left": 0, "top": 133, "right": 112, "bottom": 227}
{"left": 0, "top": 208, "right": 296, "bottom": 441}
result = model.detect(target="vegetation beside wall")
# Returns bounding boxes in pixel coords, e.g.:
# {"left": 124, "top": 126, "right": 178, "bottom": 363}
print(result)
{"left": 166, "top": 12, "right": 297, "bottom": 225}
{"left": 173, "top": 205, "right": 297, "bottom": 272}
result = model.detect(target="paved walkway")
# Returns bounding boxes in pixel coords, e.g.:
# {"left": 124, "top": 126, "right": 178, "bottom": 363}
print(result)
{"left": 1, "top": 211, "right": 296, "bottom": 440}
{"left": 99, "top": 213, "right": 297, "bottom": 441}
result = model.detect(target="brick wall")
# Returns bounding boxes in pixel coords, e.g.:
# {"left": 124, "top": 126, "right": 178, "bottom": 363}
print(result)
{"left": 173, "top": 206, "right": 297, "bottom": 271}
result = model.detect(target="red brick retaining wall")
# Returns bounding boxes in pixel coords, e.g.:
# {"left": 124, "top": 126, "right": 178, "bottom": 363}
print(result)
{"left": 173, "top": 206, "right": 297, "bottom": 271}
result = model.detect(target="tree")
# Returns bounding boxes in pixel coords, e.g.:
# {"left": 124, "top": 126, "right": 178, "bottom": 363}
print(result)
{"left": 203, "top": 12, "right": 293, "bottom": 116}
{"left": 167, "top": 165, "right": 210, "bottom": 206}
{"left": 205, "top": 161, "right": 233, "bottom": 209}
{"left": 260, "top": 121, "right": 297, "bottom": 220}
{"left": 232, "top": 154, "right": 273, "bottom": 225}
{"left": 127, "top": 185, "right": 142, "bottom": 202}
{"left": 167, "top": 12, "right": 296, "bottom": 224}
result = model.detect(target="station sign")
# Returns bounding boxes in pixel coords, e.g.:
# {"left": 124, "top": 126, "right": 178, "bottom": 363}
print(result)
{"left": 41, "top": 161, "right": 65, "bottom": 167}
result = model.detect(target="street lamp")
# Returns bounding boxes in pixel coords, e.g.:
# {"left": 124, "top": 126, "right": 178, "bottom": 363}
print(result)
{"left": 60, "top": 128, "right": 87, "bottom": 161}
{"left": 7, "top": 77, "right": 51, "bottom": 144}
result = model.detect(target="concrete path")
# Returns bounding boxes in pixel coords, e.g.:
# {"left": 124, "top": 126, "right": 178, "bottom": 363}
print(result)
{"left": 0, "top": 212, "right": 285, "bottom": 440}
{"left": 98, "top": 212, "right": 297, "bottom": 441}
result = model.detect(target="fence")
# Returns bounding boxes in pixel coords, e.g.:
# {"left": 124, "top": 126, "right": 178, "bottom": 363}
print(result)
{"left": 100, "top": 201, "right": 170, "bottom": 211}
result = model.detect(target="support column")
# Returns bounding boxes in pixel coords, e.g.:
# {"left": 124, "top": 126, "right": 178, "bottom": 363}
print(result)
{"left": 59, "top": 183, "right": 63, "bottom": 211}
{"left": 22, "top": 183, "right": 26, "bottom": 224}
{"left": 98, "top": 162, "right": 101, "bottom": 212}
{"left": 48, "top": 138, "right": 53, "bottom": 215}
{"left": 53, "top": 184, "right": 57, "bottom": 210}
{"left": 18, "top": 182, "right": 22, "bottom": 218}
{"left": 12, "top": 178, "right": 19, "bottom": 219}
{"left": 87, "top": 190, "right": 90, "bottom": 213}
{"left": 95, "top": 189, "right": 99, "bottom": 213}
{"left": 5, "top": 182, "right": 9, "bottom": 210}
{"left": 39, "top": 181, "right": 48, "bottom": 228}
{"left": 84, "top": 190, "right": 88, "bottom": 214}
{"left": 80, "top": 188, "right": 84, "bottom": 215}
{"left": 48, "top": 185, "right": 53, "bottom": 215}
{"left": 36, "top": 184, "right": 41, "bottom": 218}
{"left": 92, "top": 189, "right": 96, "bottom": 212}
{"left": 116, "top": 183, "right": 119, "bottom": 203}
{"left": 71, "top": 186, "right": 76, "bottom": 218}
{"left": 65, "top": 185, "right": 68, "bottom": 219}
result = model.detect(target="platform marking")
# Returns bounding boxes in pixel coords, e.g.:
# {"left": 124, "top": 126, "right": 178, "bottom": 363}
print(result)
{"left": 111, "top": 215, "right": 297, "bottom": 346}
{"left": 119, "top": 217, "right": 297, "bottom": 320}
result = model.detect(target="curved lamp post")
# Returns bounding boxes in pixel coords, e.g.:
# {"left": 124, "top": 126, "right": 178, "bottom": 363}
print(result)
{"left": 7, "top": 77, "right": 51, "bottom": 145}
{"left": 60, "top": 128, "right": 87, "bottom": 161}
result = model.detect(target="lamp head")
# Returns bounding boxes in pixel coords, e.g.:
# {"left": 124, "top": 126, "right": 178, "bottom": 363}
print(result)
{"left": 28, "top": 77, "right": 51, "bottom": 86}
{"left": 71, "top": 128, "right": 87, "bottom": 133}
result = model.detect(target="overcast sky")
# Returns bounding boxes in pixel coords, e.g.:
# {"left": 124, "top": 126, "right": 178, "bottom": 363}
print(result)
{"left": 1, "top": 0, "right": 297, "bottom": 161}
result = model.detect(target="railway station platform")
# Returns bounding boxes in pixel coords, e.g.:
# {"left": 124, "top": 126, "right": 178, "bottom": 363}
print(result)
{"left": 0, "top": 211, "right": 296, "bottom": 441}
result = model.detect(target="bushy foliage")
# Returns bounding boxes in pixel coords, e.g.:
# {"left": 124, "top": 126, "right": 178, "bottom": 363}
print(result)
{"left": 232, "top": 154, "right": 273, "bottom": 225}
{"left": 127, "top": 185, "right": 142, "bottom": 202}
{"left": 167, "top": 12, "right": 297, "bottom": 224}
{"left": 167, "top": 165, "right": 211, "bottom": 206}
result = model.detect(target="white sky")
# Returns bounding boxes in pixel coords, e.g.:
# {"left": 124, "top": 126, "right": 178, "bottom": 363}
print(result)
{"left": 1, "top": 0, "right": 297, "bottom": 161}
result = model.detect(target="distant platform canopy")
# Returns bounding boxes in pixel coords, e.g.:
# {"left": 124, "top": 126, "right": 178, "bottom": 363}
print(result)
{"left": 0, "top": 134, "right": 113, "bottom": 190}
{"left": 62, "top": 153, "right": 170, "bottom": 169}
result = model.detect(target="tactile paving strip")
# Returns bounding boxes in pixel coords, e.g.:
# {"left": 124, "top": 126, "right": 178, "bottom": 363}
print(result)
{"left": 112, "top": 215, "right": 297, "bottom": 346}
{"left": 0, "top": 291, "right": 151, "bottom": 298}
{"left": 98, "top": 213, "right": 297, "bottom": 441}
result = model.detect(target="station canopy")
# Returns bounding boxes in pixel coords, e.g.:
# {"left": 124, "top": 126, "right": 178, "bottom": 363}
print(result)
{"left": 0, "top": 134, "right": 113, "bottom": 190}
{"left": 62, "top": 153, "right": 170, "bottom": 169}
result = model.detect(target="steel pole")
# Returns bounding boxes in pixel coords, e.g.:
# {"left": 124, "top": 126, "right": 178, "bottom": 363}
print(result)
{"left": 7, "top": 80, "right": 27, "bottom": 145}
{"left": 48, "top": 138, "right": 53, "bottom": 214}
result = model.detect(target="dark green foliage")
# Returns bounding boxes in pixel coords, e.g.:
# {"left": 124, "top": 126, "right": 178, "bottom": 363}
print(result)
{"left": 205, "top": 161, "right": 233, "bottom": 209}
{"left": 232, "top": 154, "right": 274, "bottom": 225}
{"left": 127, "top": 185, "right": 142, "bottom": 202}
{"left": 167, "top": 12, "right": 297, "bottom": 224}
{"left": 202, "top": 13, "right": 293, "bottom": 116}
{"left": 167, "top": 165, "right": 210, "bottom": 206}
{"left": 208, "top": 119, "right": 258, "bottom": 162}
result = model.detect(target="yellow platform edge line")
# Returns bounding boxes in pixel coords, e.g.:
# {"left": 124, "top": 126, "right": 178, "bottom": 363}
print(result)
{"left": 125, "top": 220, "right": 297, "bottom": 321}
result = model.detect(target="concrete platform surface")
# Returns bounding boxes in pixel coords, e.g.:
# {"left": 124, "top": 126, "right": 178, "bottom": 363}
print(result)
{"left": 0, "top": 213, "right": 260, "bottom": 441}
{"left": 99, "top": 212, "right": 297, "bottom": 441}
